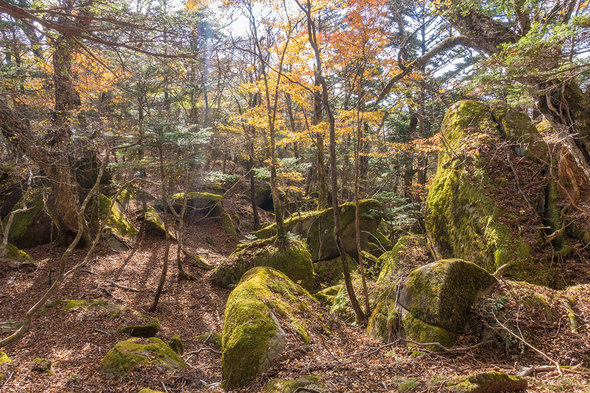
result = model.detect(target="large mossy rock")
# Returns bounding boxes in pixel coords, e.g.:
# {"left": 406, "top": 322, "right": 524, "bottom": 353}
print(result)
{"left": 2, "top": 187, "right": 56, "bottom": 248}
{"left": 369, "top": 259, "right": 497, "bottom": 350}
{"left": 99, "top": 337, "right": 186, "bottom": 376}
{"left": 426, "top": 100, "right": 553, "bottom": 283}
{"left": 210, "top": 238, "right": 314, "bottom": 290}
{"left": 253, "top": 199, "right": 382, "bottom": 261}
{"left": 398, "top": 259, "right": 497, "bottom": 334}
{"left": 221, "top": 267, "right": 318, "bottom": 390}
{"left": 446, "top": 371, "right": 527, "bottom": 393}
{"left": 169, "top": 191, "right": 222, "bottom": 216}
{"left": 143, "top": 206, "right": 175, "bottom": 239}
{"left": 97, "top": 194, "right": 138, "bottom": 250}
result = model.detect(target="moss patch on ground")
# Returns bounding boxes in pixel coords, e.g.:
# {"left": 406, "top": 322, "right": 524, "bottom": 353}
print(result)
{"left": 263, "top": 376, "right": 322, "bottom": 393}
{"left": 210, "top": 237, "right": 314, "bottom": 290}
{"left": 100, "top": 337, "right": 186, "bottom": 376}
{"left": 222, "top": 267, "right": 318, "bottom": 390}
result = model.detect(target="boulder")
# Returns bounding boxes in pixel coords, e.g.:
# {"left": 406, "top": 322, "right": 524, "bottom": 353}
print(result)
{"left": 2, "top": 187, "right": 56, "bottom": 248}
{"left": 314, "top": 254, "right": 356, "bottom": 286}
{"left": 446, "top": 371, "right": 527, "bottom": 393}
{"left": 143, "top": 206, "right": 174, "bottom": 239}
{"left": 221, "top": 267, "right": 318, "bottom": 389}
{"left": 263, "top": 376, "right": 323, "bottom": 393}
{"left": 1, "top": 243, "right": 33, "bottom": 263}
{"left": 398, "top": 259, "right": 497, "bottom": 334}
{"left": 368, "top": 259, "right": 497, "bottom": 350}
{"left": 426, "top": 100, "right": 553, "bottom": 283}
{"left": 97, "top": 194, "right": 138, "bottom": 250}
{"left": 169, "top": 191, "right": 222, "bottom": 217}
{"left": 253, "top": 199, "right": 382, "bottom": 261}
{"left": 100, "top": 337, "right": 186, "bottom": 376}
{"left": 210, "top": 238, "right": 314, "bottom": 290}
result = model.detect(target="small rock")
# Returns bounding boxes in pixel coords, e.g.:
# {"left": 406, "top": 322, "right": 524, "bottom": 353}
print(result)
{"left": 446, "top": 371, "right": 527, "bottom": 393}
{"left": 32, "top": 358, "right": 53, "bottom": 375}
{"left": 169, "top": 335, "right": 184, "bottom": 355}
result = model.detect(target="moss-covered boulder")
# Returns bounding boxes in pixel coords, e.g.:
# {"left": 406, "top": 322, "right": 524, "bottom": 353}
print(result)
{"left": 138, "top": 389, "right": 165, "bottom": 393}
{"left": 170, "top": 191, "right": 222, "bottom": 215}
{"left": 100, "top": 337, "right": 187, "bottom": 376}
{"left": 221, "top": 267, "right": 318, "bottom": 390}
{"left": 367, "top": 288, "right": 400, "bottom": 343}
{"left": 210, "top": 237, "right": 314, "bottom": 290}
{"left": 446, "top": 371, "right": 527, "bottom": 393}
{"left": 1, "top": 243, "right": 33, "bottom": 263}
{"left": 426, "top": 100, "right": 553, "bottom": 283}
{"left": 143, "top": 206, "right": 174, "bottom": 239}
{"left": 32, "top": 358, "right": 53, "bottom": 375}
{"left": 377, "top": 234, "right": 431, "bottom": 285}
{"left": 254, "top": 200, "right": 382, "bottom": 261}
{"left": 169, "top": 335, "right": 184, "bottom": 355}
{"left": 117, "top": 318, "right": 161, "bottom": 338}
{"left": 263, "top": 376, "right": 322, "bottom": 393}
{"left": 2, "top": 187, "right": 56, "bottom": 248}
{"left": 97, "top": 194, "right": 138, "bottom": 250}
{"left": 398, "top": 259, "right": 497, "bottom": 334}
{"left": 314, "top": 285, "right": 341, "bottom": 307}
{"left": 0, "top": 351, "right": 10, "bottom": 385}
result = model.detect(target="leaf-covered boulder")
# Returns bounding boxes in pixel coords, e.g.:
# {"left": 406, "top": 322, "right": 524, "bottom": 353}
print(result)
{"left": 426, "top": 100, "right": 554, "bottom": 284}
{"left": 221, "top": 267, "right": 318, "bottom": 390}
{"left": 253, "top": 199, "right": 382, "bottom": 261}
{"left": 99, "top": 337, "right": 186, "bottom": 376}
{"left": 210, "top": 237, "right": 314, "bottom": 290}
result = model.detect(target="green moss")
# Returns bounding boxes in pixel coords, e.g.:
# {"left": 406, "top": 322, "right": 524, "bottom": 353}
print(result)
{"left": 195, "top": 332, "right": 222, "bottom": 349}
{"left": 2, "top": 187, "right": 50, "bottom": 246}
{"left": 254, "top": 199, "right": 382, "bottom": 261}
{"left": 100, "top": 337, "right": 186, "bottom": 376}
{"left": 117, "top": 318, "right": 160, "bottom": 338}
{"left": 144, "top": 206, "right": 174, "bottom": 239}
{"left": 219, "top": 208, "right": 238, "bottom": 240}
{"left": 171, "top": 191, "right": 222, "bottom": 203}
{"left": 98, "top": 194, "right": 138, "bottom": 247}
{"left": 32, "top": 358, "right": 53, "bottom": 375}
{"left": 47, "top": 299, "right": 108, "bottom": 310}
{"left": 169, "top": 335, "right": 184, "bottom": 355}
{"left": 367, "top": 288, "right": 400, "bottom": 343}
{"left": 263, "top": 376, "right": 322, "bottom": 393}
{"left": 314, "top": 285, "right": 341, "bottom": 306}
{"left": 390, "top": 376, "right": 420, "bottom": 392}
{"left": 211, "top": 237, "right": 314, "bottom": 290}
{"left": 222, "top": 267, "right": 317, "bottom": 389}
{"left": 138, "top": 389, "right": 165, "bottom": 393}
{"left": 398, "top": 259, "right": 497, "bottom": 334}
{"left": 401, "top": 311, "right": 458, "bottom": 352}
{"left": 446, "top": 371, "right": 527, "bottom": 393}
{"left": 2, "top": 243, "right": 33, "bottom": 262}
{"left": 0, "top": 352, "right": 10, "bottom": 366}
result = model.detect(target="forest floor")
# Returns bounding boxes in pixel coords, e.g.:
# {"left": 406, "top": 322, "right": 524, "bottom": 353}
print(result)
{"left": 1, "top": 195, "right": 590, "bottom": 392}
